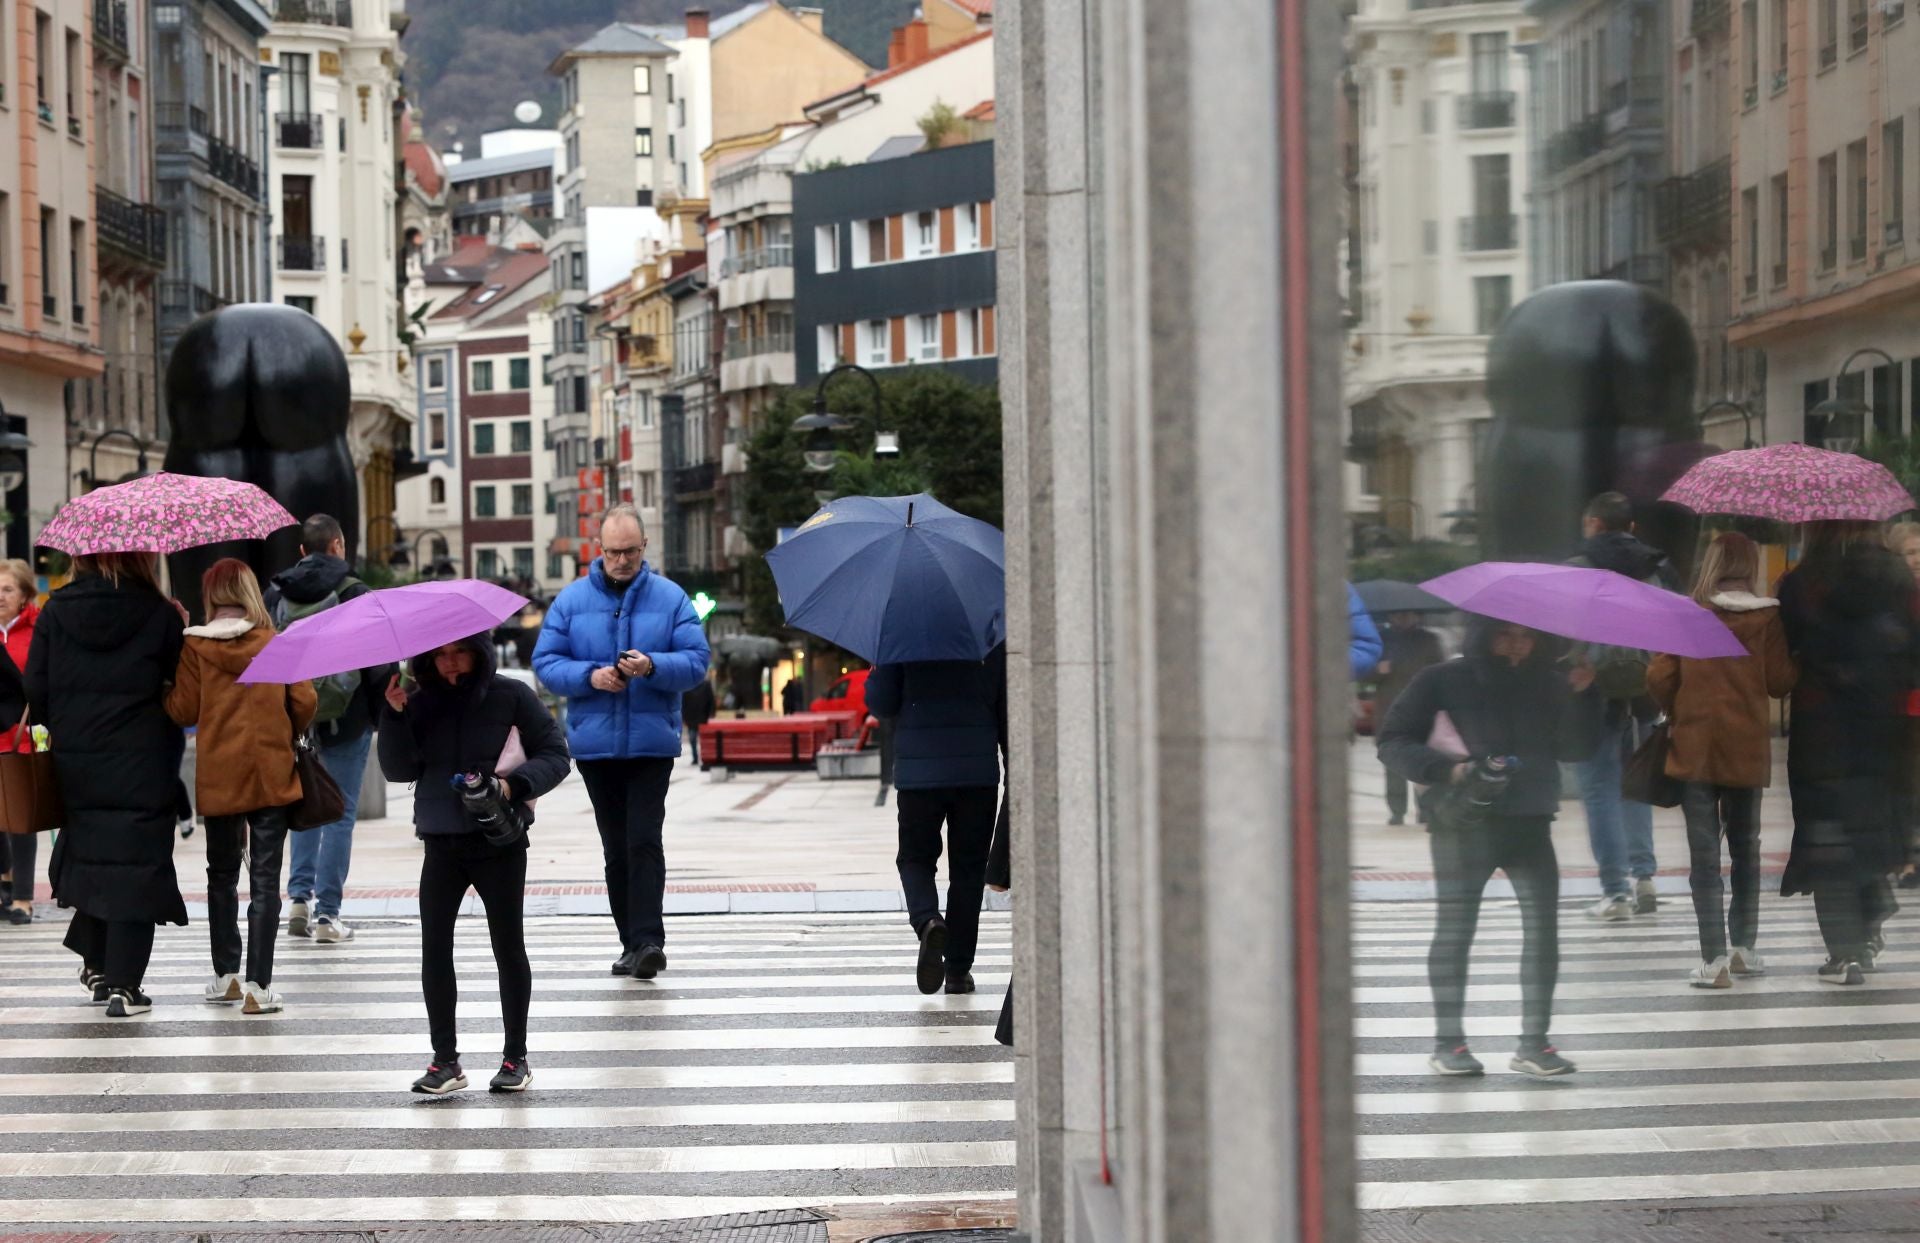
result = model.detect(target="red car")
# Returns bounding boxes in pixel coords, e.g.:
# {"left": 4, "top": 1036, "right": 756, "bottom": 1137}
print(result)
{"left": 810, "top": 669, "right": 870, "bottom": 717}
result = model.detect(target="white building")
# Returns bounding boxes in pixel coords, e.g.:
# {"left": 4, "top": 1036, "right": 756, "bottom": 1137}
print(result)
{"left": 1343, "top": 0, "right": 1533, "bottom": 544}
{"left": 262, "top": 0, "right": 413, "bottom": 530}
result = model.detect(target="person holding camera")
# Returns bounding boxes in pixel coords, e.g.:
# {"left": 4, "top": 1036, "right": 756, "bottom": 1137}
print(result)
{"left": 378, "top": 637, "right": 571, "bottom": 1095}
{"left": 1377, "top": 618, "right": 1601, "bottom": 1079}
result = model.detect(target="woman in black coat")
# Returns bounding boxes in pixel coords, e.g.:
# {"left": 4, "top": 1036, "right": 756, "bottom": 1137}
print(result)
{"left": 1777, "top": 522, "right": 1917, "bottom": 984}
{"left": 379, "top": 635, "right": 570, "bottom": 1095}
{"left": 24, "top": 553, "right": 186, "bottom": 1016}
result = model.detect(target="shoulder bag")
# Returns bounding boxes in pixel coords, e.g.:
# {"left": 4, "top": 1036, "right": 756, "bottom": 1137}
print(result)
{"left": 285, "top": 688, "right": 348, "bottom": 831}
{"left": 0, "top": 709, "right": 62, "bottom": 835}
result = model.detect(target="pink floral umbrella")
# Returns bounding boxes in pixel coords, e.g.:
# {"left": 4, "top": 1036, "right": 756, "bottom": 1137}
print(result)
{"left": 35, "top": 471, "right": 298, "bottom": 556}
{"left": 1660, "top": 442, "right": 1916, "bottom": 523}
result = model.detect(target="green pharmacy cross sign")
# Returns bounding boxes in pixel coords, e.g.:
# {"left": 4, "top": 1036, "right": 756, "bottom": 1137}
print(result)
{"left": 691, "top": 591, "right": 718, "bottom": 622}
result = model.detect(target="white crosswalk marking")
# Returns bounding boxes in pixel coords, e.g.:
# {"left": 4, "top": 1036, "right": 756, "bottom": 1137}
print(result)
{"left": 0, "top": 911, "right": 1015, "bottom": 1227}
{"left": 1355, "top": 895, "right": 1920, "bottom": 1211}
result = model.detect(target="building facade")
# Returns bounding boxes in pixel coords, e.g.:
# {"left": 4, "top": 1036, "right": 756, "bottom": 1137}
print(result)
{"left": 1344, "top": 0, "right": 1532, "bottom": 544}
{"left": 0, "top": 0, "right": 106, "bottom": 559}
{"left": 447, "top": 145, "right": 556, "bottom": 239}
{"left": 662, "top": 260, "right": 717, "bottom": 592}
{"left": 792, "top": 137, "right": 997, "bottom": 387}
{"left": 1728, "top": 0, "right": 1920, "bottom": 445}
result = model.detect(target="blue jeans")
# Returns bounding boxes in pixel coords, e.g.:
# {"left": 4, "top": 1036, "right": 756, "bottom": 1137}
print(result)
{"left": 1574, "top": 716, "right": 1657, "bottom": 897}
{"left": 288, "top": 731, "right": 372, "bottom": 921}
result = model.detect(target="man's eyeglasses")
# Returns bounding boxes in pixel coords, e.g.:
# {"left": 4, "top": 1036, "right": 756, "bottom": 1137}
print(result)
{"left": 603, "top": 545, "right": 645, "bottom": 562}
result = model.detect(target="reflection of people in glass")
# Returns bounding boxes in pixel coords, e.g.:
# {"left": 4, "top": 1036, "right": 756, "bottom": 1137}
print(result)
{"left": 1377, "top": 619, "right": 1599, "bottom": 1078}
{"left": 1647, "top": 533, "right": 1796, "bottom": 989}
{"left": 1778, "top": 522, "right": 1915, "bottom": 985}
{"left": 1885, "top": 522, "right": 1920, "bottom": 890}
{"left": 1375, "top": 612, "right": 1446, "bottom": 827}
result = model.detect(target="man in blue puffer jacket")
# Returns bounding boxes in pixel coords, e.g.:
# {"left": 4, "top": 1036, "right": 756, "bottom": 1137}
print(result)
{"left": 533, "top": 506, "right": 711, "bottom": 980}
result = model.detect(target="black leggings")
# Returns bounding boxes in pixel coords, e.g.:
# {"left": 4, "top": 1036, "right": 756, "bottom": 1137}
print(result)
{"left": 1681, "top": 783, "right": 1761, "bottom": 962}
{"left": 1428, "top": 816, "right": 1559, "bottom": 1050}
{"left": 419, "top": 833, "right": 530, "bottom": 1065}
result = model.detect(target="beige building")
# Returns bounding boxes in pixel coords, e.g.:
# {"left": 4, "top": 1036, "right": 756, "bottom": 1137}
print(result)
{"left": 1730, "top": 0, "right": 1920, "bottom": 445}
{"left": 923, "top": 0, "right": 992, "bottom": 50}
{"left": 0, "top": 0, "right": 105, "bottom": 563}
{"left": 703, "top": 3, "right": 867, "bottom": 153}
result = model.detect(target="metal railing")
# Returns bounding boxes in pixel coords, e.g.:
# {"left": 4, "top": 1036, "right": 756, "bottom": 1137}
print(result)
{"left": 1653, "top": 156, "right": 1732, "bottom": 248}
{"left": 718, "top": 243, "right": 794, "bottom": 278}
{"left": 721, "top": 330, "right": 793, "bottom": 360}
{"left": 208, "top": 137, "right": 260, "bottom": 197}
{"left": 277, "top": 234, "right": 326, "bottom": 271}
{"left": 94, "top": 0, "right": 129, "bottom": 58}
{"left": 274, "top": 0, "right": 352, "bottom": 25}
{"left": 159, "top": 282, "right": 228, "bottom": 317}
{"left": 275, "top": 112, "right": 323, "bottom": 149}
{"left": 1544, "top": 114, "right": 1605, "bottom": 174}
{"left": 1458, "top": 214, "right": 1517, "bottom": 252}
{"left": 672, "top": 460, "right": 718, "bottom": 496}
{"left": 1691, "top": 0, "right": 1729, "bottom": 35}
{"left": 96, "top": 188, "right": 168, "bottom": 267}
{"left": 1456, "top": 91, "right": 1515, "bottom": 130}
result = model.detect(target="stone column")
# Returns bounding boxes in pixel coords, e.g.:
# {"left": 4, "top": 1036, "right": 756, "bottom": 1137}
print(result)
{"left": 998, "top": 0, "right": 1353, "bottom": 1239}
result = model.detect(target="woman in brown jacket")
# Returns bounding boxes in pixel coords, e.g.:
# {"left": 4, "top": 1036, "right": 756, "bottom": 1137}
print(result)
{"left": 166, "top": 559, "right": 317, "bottom": 1014}
{"left": 1648, "top": 532, "right": 1796, "bottom": 989}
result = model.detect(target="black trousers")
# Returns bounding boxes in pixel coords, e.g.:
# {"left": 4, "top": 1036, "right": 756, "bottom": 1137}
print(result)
{"left": 896, "top": 786, "right": 997, "bottom": 975}
{"left": 578, "top": 757, "right": 675, "bottom": 950}
{"left": 64, "top": 911, "right": 155, "bottom": 991}
{"left": 1385, "top": 767, "right": 1409, "bottom": 821}
{"left": 1681, "top": 783, "right": 1761, "bottom": 962}
{"left": 419, "top": 833, "right": 531, "bottom": 1065}
{"left": 1, "top": 830, "right": 36, "bottom": 902}
{"left": 205, "top": 807, "right": 290, "bottom": 987}
{"left": 1428, "top": 816, "right": 1559, "bottom": 1049}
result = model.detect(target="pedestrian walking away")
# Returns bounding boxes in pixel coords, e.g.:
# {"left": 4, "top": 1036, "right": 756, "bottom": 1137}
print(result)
{"left": 533, "top": 504, "right": 710, "bottom": 981}
{"left": 165, "top": 559, "right": 318, "bottom": 1014}
{"left": 1567, "top": 491, "right": 1679, "bottom": 921}
{"left": 682, "top": 675, "right": 716, "bottom": 759}
{"left": 25, "top": 552, "right": 187, "bottom": 1017}
{"left": 0, "top": 558, "right": 41, "bottom": 924}
{"left": 379, "top": 636, "right": 571, "bottom": 1095}
{"left": 1375, "top": 610, "right": 1446, "bottom": 826}
{"left": 1647, "top": 533, "right": 1797, "bottom": 989}
{"left": 268, "top": 514, "right": 396, "bottom": 945}
{"left": 1777, "top": 521, "right": 1916, "bottom": 986}
{"left": 782, "top": 678, "right": 806, "bottom": 715}
{"left": 1887, "top": 520, "right": 1920, "bottom": 891}
{"left": 1377, "top": 617, "right": 1601, "bottom": 1078}
{"left": 867, "top": 643, "right": 1007, "bottom": 997}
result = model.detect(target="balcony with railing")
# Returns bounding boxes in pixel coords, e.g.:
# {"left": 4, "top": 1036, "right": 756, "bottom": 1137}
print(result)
{"left": 274, "top": 0, "right": 353, "bottom": 25}
{"left": 672, "top": 460, "right": 718, "bottom": 497}
{"left": 1458, "top": 214, "right": 1518, "bottom": 252}
{"left": 276, "top": 112, "right": 324, "bottom": 150}
{"left": 160, "top": 282, "right": 228, "bottom": 318}
{"left": 718, "top": 244, "right": 794, "bottom": 279}
{"left": 1652, "top": 156, "right": 1732, "bottom": 249}
{"left": 1603, "top": 75, "right": 1662, "bottom": 131}
{"left": 1544, "top": 115, "right": 1605, "bottom": 174}
{"left": 1456, "top": 91, "right": 1515, "bottom": 130}
{"left": 97, "top": 188, "right": 168, "bottom": 269}
{"left": 1690, "top": 0, "right": 1729, "bottom": 35}
{"left": 277, "top": 234, "right": 327, "bottom": 272}
{"left": 722, "top": 330, "right": 794, "bottom": 361}
{"left": 94, "top": 0, "right": 129, "bottom": 59}
{"left": 208, "top": 138, "right": 261, "bottom": 198}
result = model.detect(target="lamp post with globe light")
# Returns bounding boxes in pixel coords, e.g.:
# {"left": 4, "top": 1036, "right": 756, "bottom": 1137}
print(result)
{"left": 791, "top": 363, "right": 900, "bottom": 485}
{"left": 1808, "top": 348, "right": 1899, "bottom": 452}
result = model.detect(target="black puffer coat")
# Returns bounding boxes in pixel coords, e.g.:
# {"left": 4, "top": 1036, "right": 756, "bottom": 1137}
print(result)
{"left": 25, "top": 574, "right": 186, "bottom": 925}
{"left": 377, "top": 637, "right": 571, "bottom": 838}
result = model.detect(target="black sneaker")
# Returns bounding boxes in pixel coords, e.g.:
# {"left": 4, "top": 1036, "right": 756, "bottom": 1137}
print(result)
{"left": 489, "top": 1058, "right": 532, "bottom": 1093}
{"left": 1819, "top": 958, "right": 1866, "bottom": 985}
{"left": 1510, "top": 1045, "right": 1577, "bottom": 1077}
{"left": 1428, "top": 1045, "right": 1485, "bottom": 1077}
{"left": 944, "top": 972, "right": 975, "bottom": 995}
{"left": 104, "top": 988, "right": 152, "bottom": 1017}
{"left": 4, "top": 905, "right": 30, "bottom": 925}
{"left": 79, "top": 965, "right": 101, "bottom": 998}
{"left": 611, "top": 951, "right": 637, "bottom": 977}
{"left": 411, "top": 1062, "right": 468, "bottom": 1095}
{"left": 916, "top": 917, "right": 948, "bottom": 996}
{"left": 632, "top": 944, "right": 667, "bottom": 980}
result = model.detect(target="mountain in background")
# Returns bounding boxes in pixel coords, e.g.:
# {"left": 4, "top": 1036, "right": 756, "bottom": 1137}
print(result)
{"left": 404, "top": 0, "right": 920, "bottom": 155}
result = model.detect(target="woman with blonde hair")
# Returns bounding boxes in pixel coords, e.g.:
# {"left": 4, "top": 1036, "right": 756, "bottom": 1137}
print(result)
{"left": 1648, "top": 532, "right": 1796, "bottom": 988}
{"left": 0, "top": 559, "right": 41, "bottom": 922}
{"left": 25, "top": 551, "right": 186, "bottom": 1015}
{"left": 166, "top": 559, "right": 316, "bottom": 1013}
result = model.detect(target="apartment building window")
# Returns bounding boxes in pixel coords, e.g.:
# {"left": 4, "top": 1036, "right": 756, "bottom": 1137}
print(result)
{"left": 511, "top": 484, "right": 534, "bottom": 516}
{"left": 1743, "top": 0, "right": 1760, "bottom": 99}
{"left": 471, "top": 360, "right": 496, "bottom": 393}
{"left": 965, "top": 203, "right": 982, "bottom": 250}
{"left": 914, "top": 211, "right": 937, "bottom": 258}
{"left": 1742, "top": 186, "right": 1761, "bottom": 293}
{"left": 33, "top": 13, "right": 50, "bottom": 121}
{"left": 863, "top": 319, "right": 889, "bottom": 367}
{"left": 429, "top": 412, "right": 446, "bottom": 451}
{"left": 1818, "top": 153, "right": 1839, "bottom": 270}
{"left": 1473, "top": 275, "right": 1513, "bottom": 335}
{"left": 513, "top": 547, "right": 535, "bottom": 581}
{"left": 572, "top": 375, "right": 588, "bottom": 411}
{"left": 916, "top": 314, "right": 940, "bottom": 362}
{"left": 634, "top": 65, "right": 651, "bottom": 95}
{"left": 477, "top": 549, "right": 499, "bottom": 577}
{"left": 511, "top": 420, "right": 532, "bottom": 453}
{"left": 69, "top": 219, "right": 84, "bottom": 323}
{"left": 635, "top": 128, "right": 652, "bottom": 158}
{"left": 475, "top": 486, "right": 497, "bottom": 518}
{"left": 866, "top": 218, "right": 888, "bottom": 265}
{"left": 426, "top": 356, "right": 447, "bottom": 391}
{"left": 473, "top": 423, "right": 496, "bottom": 455}
{"left": 429, "top": 477, "right": 446, "bottom": 505}
{"left": 64, "top": 30, "right": 80, "bottom": 134}
{"left": 818, "top": 324, "right": 842, "bottom": 368}
{"left": 1849, "top": 0, "right": 1869, "bottom": 52}
{"left": 509, "top": 357, "right": 531, "bottom": 390}
{"left": 1771, "top": 173, "right": 1790, "bottom": 287}
{"left": 1849, "top": 138, "right": 1869, "bottom": 261}
{"left": 570, "top": 253, "right": 585, "bottom": 289}
{"left": 815, "top": 225, "right": 840, "bottom": 273}
{"left": 38, "top": 209, "right": 56, "bottom": 318}
{"left": 958, "top": 307, "right": 982, "bottom": 358}
{"left": 1819, "top": 0, "right": 1838, "bottom": 67}
{"left": 1470, "top": 33, "right": 1509, "bottom": 94}
{"left": 0, "top": 194, "right": 10, "bottom": 306}
{"left": 1888, "top": 118, "right": 1907, "bottom": 244}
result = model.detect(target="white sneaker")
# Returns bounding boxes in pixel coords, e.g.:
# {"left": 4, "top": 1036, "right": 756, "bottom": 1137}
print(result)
{"left": 1587, "top": 894, "right": 1634, "bottom": 922}
{"left": 1730, "top": 947, "right": 1766, "bottom": 976}
{"left": 241, "top": 981, "right": 284, "bottom": 1014}
{"left": 1635, "top": 877, "right": 1659, "bottom": 914}
{"left": 287, "top": 902, "right": 311, "bottom": 938}
{"left": 203, "top": 973, "right": 242, "bottom": 1003}
{"left": 313, "top": 917, "right": 354, "bottom": 944}
{"left": 1688, "top": 956, "right": 1732, "bottom": 989}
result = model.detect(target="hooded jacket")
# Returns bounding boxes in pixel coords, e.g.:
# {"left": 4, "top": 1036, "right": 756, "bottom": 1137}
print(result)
{"left": 532, "top": 559, "right": 711, "bottom": 761}
{"left": 165, "top": 617, "right": 319, "bottom": 816}
{"left": 266, "top": 553, "right": 394, "bottom": 746}
{"left": 1376, "top": 618, "right": 1602, "bottom": 819}
{"left": 378, "top": 636, "right": 572, "bottom": 837}
{"left": 1570, "top": 529, "right": 1682, "bottom": 590}
{"left": 1647, "top": 591, "right": 1796, "bottom": 789}
{"left": 25, "top": 573, "right": 187, "bottom": 925}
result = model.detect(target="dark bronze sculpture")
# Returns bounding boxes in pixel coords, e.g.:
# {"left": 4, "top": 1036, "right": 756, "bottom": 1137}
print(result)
{"left": 163, "top": 304, "right": 359, "bottom": 619}
{"left": 1481, "top": 280, "right": 1704, "bottom": 576}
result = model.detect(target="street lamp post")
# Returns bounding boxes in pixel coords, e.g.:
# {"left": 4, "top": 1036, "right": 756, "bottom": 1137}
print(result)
{"left": 364, "top": 514, "right": 408, "bottom": 571}
{"left": 405, "top": 528, "right": 458, "bottom": 579}
{"left": 82, "top": 428, "right": 151, "bottom": 491}
{"left": 791, "top": 363, "right": 901, "bottom": 474}
{"left": 1698, "top": 399, "right": 1759, "bottom": 451}
{"left": 1808, "top": 348, "right": 1898, "bottom": 452}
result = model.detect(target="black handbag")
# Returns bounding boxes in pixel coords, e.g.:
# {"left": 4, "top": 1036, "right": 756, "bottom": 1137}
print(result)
{"left": 286, "top": 689, "right": 347, "bottom": 831}
{"left": 1622, "top": 720, "right": 1683, "bottom": 808}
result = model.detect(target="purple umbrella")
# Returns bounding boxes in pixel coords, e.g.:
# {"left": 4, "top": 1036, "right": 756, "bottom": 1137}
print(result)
{"left": 238, "top": 580, "right": 530, "bottom": 685}
{"left": 1420, "top": 562, "right": 1746, "bottom": 659}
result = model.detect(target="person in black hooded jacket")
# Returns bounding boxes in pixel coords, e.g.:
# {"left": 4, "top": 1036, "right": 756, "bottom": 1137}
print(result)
{"left": 378, "top": 635, "right": 570, "bottom": 1095}
{"left": 1377, "top": 617, "right": 1601, "bottom": 1079}
{"left": 25, "top": 553, "right": 186, "bottom": 1016}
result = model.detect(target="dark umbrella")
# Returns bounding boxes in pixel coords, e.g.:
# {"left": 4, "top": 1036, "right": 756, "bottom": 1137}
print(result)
{"left": 1353, "top": 579, "right": 1452, "bottom": 615}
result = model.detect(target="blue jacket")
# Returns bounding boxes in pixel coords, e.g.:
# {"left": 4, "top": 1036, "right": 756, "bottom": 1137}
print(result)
{"left": 533, "top": 560, "right": 711, "bottom": 761}
{"left": 866, "top": 645, "right": 1005, "bottom": 791}
{"left": 1348, "top": 583, "right": 1383, "bottom": 680}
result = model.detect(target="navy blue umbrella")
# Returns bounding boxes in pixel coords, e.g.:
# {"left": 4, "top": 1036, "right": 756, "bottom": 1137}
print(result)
{"left": 765, "top": 493, "right": 1004, "bottom": 664}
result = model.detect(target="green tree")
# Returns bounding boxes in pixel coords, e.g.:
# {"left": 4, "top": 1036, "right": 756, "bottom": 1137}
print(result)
{"left": 740, "top": 367, "right": 1003, "bottom": 633}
